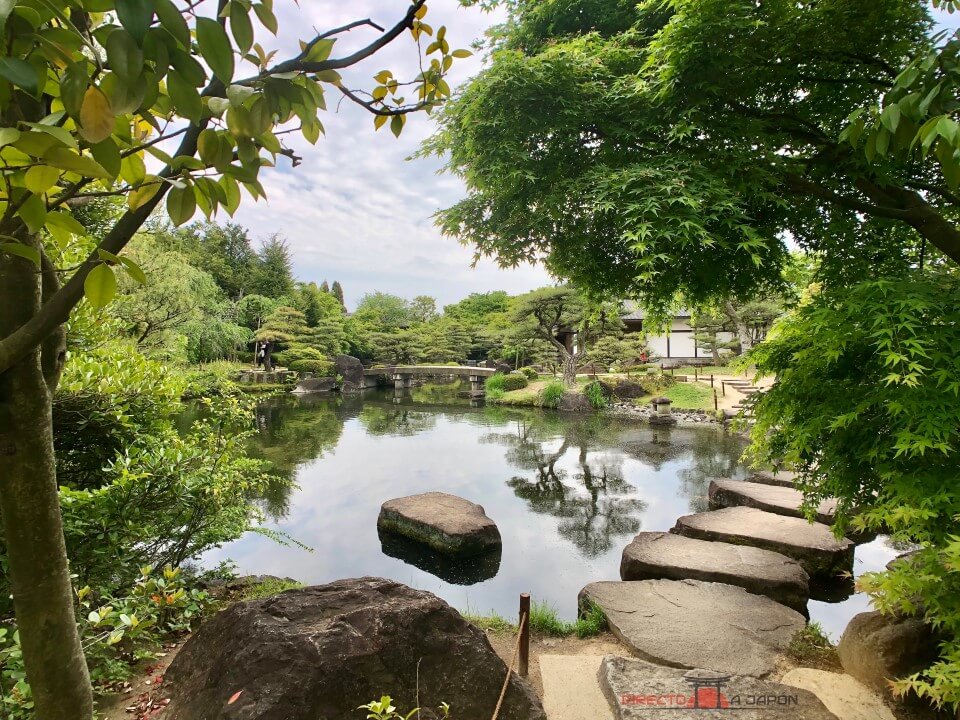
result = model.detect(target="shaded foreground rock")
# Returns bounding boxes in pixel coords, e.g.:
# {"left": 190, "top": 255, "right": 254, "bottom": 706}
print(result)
{"left": 598, "top": 656, "right": 838, "bottom": 719}
{"left": 334, "top": 354, "right": 364, "bottom": 393}
{"left": 163, "top": 577, "right": 544, "bottom": 720}
{"left": 672, "top": 507, "right": 854, "bottom": 579}
{"left": 837, "top": 611, "right": 941, "bottom": 696}
{"left": 378, "top": 492, "right": 501, "bottom": 557}
{"left": 579, "top": 579, "right": 806, "bottom": 677}
{"left": 709, "top": 478, "right": 837, "bottom": 525}
{"left": 619, "top": 531, "right": 809, "bottom": 613}
{"left": 780, "top": 668, "right": 896, "bottom": 720}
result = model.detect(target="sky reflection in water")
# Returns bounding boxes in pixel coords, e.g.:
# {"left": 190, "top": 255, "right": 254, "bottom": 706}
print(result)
{"left": 204, "top": 386, "right": 898, "bottom": 639}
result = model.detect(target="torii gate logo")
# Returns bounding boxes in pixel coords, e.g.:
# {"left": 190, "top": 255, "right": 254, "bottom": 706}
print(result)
{"left": 619, "top": 668, "right": 802, "bottom": 712}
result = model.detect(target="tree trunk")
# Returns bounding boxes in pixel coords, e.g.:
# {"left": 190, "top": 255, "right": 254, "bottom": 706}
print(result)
{"left": 561, "top": 350, "right": 577, "bottom": 386}
{"left": 724, "top": 301, "right": 753, "bottom": 354}
{"left": 0, "top": 248, "right": 93, "bottom": 719}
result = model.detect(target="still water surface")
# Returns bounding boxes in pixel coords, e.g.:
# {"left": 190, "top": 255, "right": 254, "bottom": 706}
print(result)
{"left": 204, "top": 385, "right": 897, "bottom": 639}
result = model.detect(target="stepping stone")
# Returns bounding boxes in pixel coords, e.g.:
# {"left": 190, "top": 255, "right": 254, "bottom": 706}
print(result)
{"left": 377, "top": 492, "right": 501, "bottom": 557}
{"left": 672, "top": 507, "right": 853, "bottom": 579}
{"left": 599, "top": 656, "right": 838, "bottom": 719}
{"left": 578, "top": 579, "right": 806, "bottom": 678}
{"left": 780, "top": 668, "right": 895, "bottom": 720}
{"left": 619, "top": 532, "right": 809, "bottom": 612}
{"left": 540, "top": 655, "right": 615, "bottom": 720}
{"left": 746, "top": 469, "right": 797, "bottom": 488}
{"left": 709, "top": 478, "right": 837, "bottom": 525}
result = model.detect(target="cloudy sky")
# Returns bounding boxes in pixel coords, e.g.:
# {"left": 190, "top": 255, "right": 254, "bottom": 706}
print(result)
{"left": 228, "top": 2, "right": 550, "bottom": 310}
{"left": 227, "top": 3, "right": 960, "bottom": 311}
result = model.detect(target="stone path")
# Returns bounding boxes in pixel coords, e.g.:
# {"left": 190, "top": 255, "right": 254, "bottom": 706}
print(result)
{"left": 540, "top": 655, "right": 615, "bottom": 720}
{"left": 746, "top": 469, "right": 797, "bottom": 488}
{"left": 598, "top": 656, "right": 838, "bottom": 719}
{"left": 672, "top": 506, "right": 854, "bottom": 579}
{"left": 709, "top": 478, "right": 837, "bottom": 525}
{"left": 579, "top": 579, "right": 806, "bottom": 678}
{"left": 780, "top": 668, "right": 896, "bottom": 720}
{"left": 619, "top": 531, "right": 809, "bottom": 612}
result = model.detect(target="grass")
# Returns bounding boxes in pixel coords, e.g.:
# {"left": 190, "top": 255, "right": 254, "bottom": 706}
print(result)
{"left": 240, "top": 577, "right": 304, "bottom": 600}
{"left": 788, "top": 622, "right": 841, "bottom": 669}
{"left": 462, "top": 601, "right": 606, "bottom": 639}
{"left": 661, "top": 381, "right": 716, "bottom": 410}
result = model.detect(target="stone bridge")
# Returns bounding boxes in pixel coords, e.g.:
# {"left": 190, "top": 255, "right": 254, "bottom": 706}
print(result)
{"left": 363, "top": 365, "right": 497, "bottom": 396}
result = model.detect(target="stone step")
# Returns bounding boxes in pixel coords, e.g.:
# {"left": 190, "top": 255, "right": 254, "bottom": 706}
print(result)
{"left": 599, "top": 656, "right": 838, "bottom": 719}
{"left": 709, "top": 478, "right": 837, "bottom": 525}
{"left": 672, "top": 507, "right": 854, "bottom": 579}
{"left": 540, "top": 655, "right": 615, "bottom": 720}
{"left": 619, "top": 531, "right": 809, "bottom": 613}
{"left": 579, "top": 579, "right": 806, "bottom": 678}
{"left": 745, "top": 469, "right": 797, "bottom": 488}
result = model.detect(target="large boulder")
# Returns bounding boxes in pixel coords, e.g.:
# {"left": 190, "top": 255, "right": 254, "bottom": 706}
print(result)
{"left": 837, "top": 611, "right": 941, "bottom": 696}
{"left": 559, "top": 391, "right": 593, "bottom": 412}
{"left": 612, "top": 380, "right": 646, "bottom": 399}
{"left": 163, "top": 578, "right": 544, "bottom": 720}
{"left": 378, "top": 492, "right": 501, "bottom": 557}
{"left": 599, "top": 656, "right": 838, "bottom": 720}
{"left": 579, "top": 579, "right": 806, "bottom": 678}
{"left": 619, "top": 531, "right": 809, "bottom": 613}
{"left": 334, "top": 354, "right": 364, "bottom": 393}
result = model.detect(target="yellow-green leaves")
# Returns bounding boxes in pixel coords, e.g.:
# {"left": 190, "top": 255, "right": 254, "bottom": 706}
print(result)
{"left": 0, "top": 241, "right": 40, "bottom": 266}
{"left": 84, "top": 263, "right": 117, "bottom": 309}
{"left": 78, "top": 87, "right": 114, "bottom": 144}
{"left": 230, "top": 3, "right": 254, "bottom": 55}
{"left": 166, "top": 183, "right": 197, "bottom": 226}
{"left": 196, "top": 18, "right": 235, "bottom": 84}
{"left": 24, "top": 164, "right": 60, "bottom": 194}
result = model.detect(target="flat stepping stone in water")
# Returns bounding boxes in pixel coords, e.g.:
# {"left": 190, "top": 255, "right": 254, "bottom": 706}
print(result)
{"left": 599, "top": 656, "right": 839, "bottom": 719}
{"left": 377, "top": 491, "right": 501, "bottom": 557}
{"left": 619, "top": 531, "right": 809, "bottom": 613}
{"left": 579, "top": 579, "right": 806, "bottom": 678}
{"left": 709, "top": 478, "right": 837, "bottom": 525}
{"left": 672, "top": 507, "right": 853, "bottom": 579}
{"left": 746, "top": 469, "right": 797, "bottom": 488}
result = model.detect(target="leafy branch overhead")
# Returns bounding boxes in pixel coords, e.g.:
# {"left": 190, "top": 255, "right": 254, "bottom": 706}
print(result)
{"left": 0, "top": 0, "right": 471, "bottom": 374}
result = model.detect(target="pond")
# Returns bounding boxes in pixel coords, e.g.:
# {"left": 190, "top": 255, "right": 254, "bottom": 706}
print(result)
{"left": 203, "top": 384, "right": 898, "bottom": 640}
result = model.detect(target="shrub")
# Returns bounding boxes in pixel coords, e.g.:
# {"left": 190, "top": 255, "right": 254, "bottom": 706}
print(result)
{"left": 585, "top": 381, "right": 610, "bottom": 409}
{"left": 539, "top": 379, "right": 565, "bottom": 409}
{"left": 501, "top": 372, "right": 529, "bottom": 391}
{"left": 638, "top": 373, "right": 676, "bottom": 395}
{"left": 288, "top": 358, "right": 334, "bottom": 376}
{"left": 485, "top": 372, "right": 506, "bottom": 393}
{"left": 518, "top": 366, "right": 539, "bottom": 380}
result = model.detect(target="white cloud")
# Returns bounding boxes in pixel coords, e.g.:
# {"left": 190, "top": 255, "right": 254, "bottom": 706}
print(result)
{"left": 229, "top": 2, "right": 553, "bottom": 309}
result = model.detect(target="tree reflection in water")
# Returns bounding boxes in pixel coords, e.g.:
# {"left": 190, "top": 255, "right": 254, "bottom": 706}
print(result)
{"left": 488, "top": 415, "right": 646, "bottom": 557}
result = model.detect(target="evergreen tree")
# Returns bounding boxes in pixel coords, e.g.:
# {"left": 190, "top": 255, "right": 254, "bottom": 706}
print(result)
{"left": 331, "top": 281, "right": 346, "bottom": 308}
{"left": 320, "top": 280, "right": 330, "bottom": 293}
{"left": 255, "top": 307, "right": 310, "bottom": 371}
{"left": 251, "top": 235, "right": 295, "bottom": 299}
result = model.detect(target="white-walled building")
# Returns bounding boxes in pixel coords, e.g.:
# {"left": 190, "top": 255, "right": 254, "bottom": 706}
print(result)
{"left": 621, "top": 305, "right": 735, "bottom": 363}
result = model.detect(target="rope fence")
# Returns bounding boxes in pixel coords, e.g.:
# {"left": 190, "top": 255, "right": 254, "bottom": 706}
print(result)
{"left": 490, "top": 593, "right": 531, "bottom": 720}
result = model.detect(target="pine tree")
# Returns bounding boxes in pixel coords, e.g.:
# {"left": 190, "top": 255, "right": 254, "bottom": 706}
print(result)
{"left": 331, "top": 280, "right": 346, "bottom": 308}
{"left": 320, "top": 280, "right": 330, "bottom": 293}
{"left": 255, "top": 306, "right": 310, "bottom": 370}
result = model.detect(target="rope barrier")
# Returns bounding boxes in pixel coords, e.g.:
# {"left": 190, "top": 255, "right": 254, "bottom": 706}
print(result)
{"left": 490, "top": 610, "right": 528, "bottom": 720}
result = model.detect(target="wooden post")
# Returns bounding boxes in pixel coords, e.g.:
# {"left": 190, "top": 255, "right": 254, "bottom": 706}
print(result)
{"left": 714, "top": 388, "right": 718, "bottom": 411}
{"left": 721, "top": 381, "right": 726, "bottom": 397}
{"left": 519, "top": 593, "right": 531, "bottom": 678}
{"left": 710, "top": 374, "right": 714, "bottom": 388}
{"left": 694, "top": 367, "right": 698, "bottom": 381}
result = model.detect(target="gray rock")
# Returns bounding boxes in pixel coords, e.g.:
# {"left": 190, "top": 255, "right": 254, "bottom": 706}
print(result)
{"left": 559, "top": 391, "right": 593, "bottom": 412}
{"left": 619, "top": 532, "right": 809, "bottom": 613}
{"left": 747, "top": 469, "right": 798, "bottom": 488}
{"left": 163, "top": 577, "right": 544, "bottom": 720}
{"left": 599, "top": 656, "right": 838, "bottom": 719}
{"left": 672, "top": 507, "right": 854, "bottom": 579}
{"left": 291, "top": 376, "right": 336, "bottom": 394}
{"left": 334, "top": 354, "right": 364, "bottom": 393}
{"left": 838, "top": 611, "right": 941, "bottom": 696}
{"left": 709, "top": 478, "right": 837, "bottom": 525}
{"left": 579, "top": 579, "right": 806, "bottom": 678}
{"left": 378, "top": 492, "right": 501, "bottom": 557}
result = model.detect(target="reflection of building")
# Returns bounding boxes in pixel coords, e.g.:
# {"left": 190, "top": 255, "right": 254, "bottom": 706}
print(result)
{"left": 621, "top": 303, "right": 735, "bottom": 362}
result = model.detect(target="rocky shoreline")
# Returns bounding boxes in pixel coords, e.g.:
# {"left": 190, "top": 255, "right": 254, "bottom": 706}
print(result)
{"left": 606, "top": 400, "right": 721, "bottom": 426}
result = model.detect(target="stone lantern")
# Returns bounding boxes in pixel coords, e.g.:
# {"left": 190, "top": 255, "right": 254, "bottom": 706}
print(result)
{"left": 650, "top": 396, "right": 676, "bottom": 426}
